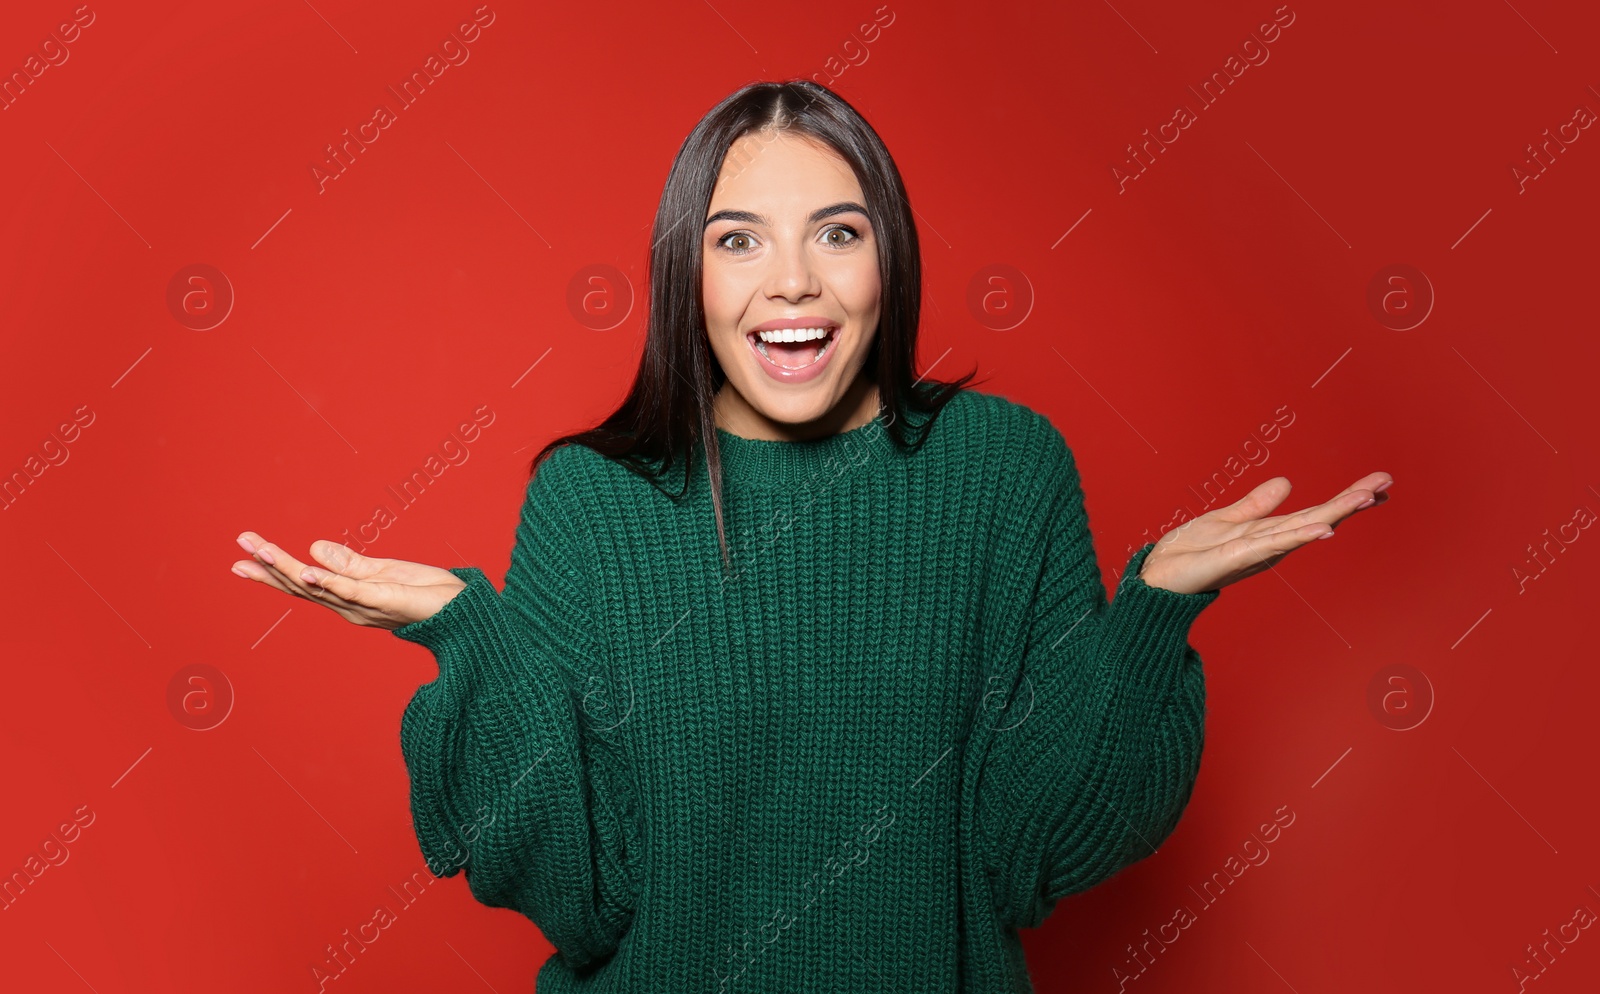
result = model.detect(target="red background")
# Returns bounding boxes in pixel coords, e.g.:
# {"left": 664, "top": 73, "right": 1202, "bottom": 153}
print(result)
{"left": 3, "top": 0, "right": 1597, "bottom": 991}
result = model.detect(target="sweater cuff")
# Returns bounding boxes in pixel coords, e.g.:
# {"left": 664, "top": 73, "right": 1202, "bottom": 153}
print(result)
{"left": 1105, "top": 542, "right": 1220, "bottom": 696}
{"left": 392, "top": 566, "right": 532, "bottom": 702}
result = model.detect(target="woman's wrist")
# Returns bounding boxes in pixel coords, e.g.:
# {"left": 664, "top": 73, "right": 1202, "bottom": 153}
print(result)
{"left": 1137, "top": 546, "right": 1205, "bottom": 595}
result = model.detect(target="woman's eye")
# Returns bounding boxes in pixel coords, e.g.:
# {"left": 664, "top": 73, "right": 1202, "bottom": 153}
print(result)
{"left": 714, "top": 225, "right": 862, "bottom": 255}
{"left": 824, "top": 225, "right": 861, "bottom": 246}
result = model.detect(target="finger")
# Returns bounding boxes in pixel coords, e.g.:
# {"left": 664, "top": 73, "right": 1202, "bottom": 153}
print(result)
{"left": 1350, "top": 490, "right": 1391, "bottom": 513}
{"left": 236, "top": 534, "right": 377, "bottom": 621}
{"left": 1348, "top": 471, "right": 1393, "bottom": 496}
{"left": 1257, "top": 497, "right": 1387, "bottom": 545}
{"left": 1230, "top": 522, "right": 1331, "bottom": 569}
{"left": 231, "top": 556, "right": 314, "bottom": 601}
{"left": 299, "top": 566, "right": 380, "bottom": 607}
{"left": 1320, "top": 490, "right": 1391, "bottom": 530}
{"left": 233, "top": 558, "right": 365, "bottom": 618}
{"left": 308, "top": 539, "right": 386, "bottom": 579}
{"left": 1318, "top": 472, "right": 1394, "bottom": 506}
{"left": 1216, "top": 476, "right": 1295, "bottom": 524}
{"left": 240, "top": 533, "right": 326, "bottom": 602}
{"left": 1260, "top": 482, "right": 1394, "bottom": 536}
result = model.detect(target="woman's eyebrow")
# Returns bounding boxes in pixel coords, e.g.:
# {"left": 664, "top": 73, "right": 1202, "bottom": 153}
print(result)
{"left": 703, "top": 201, "right": 869, "bottom": 229}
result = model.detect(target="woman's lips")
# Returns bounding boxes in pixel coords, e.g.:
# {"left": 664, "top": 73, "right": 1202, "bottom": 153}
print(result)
{"left": 746, "top": 327, "right": 838, "bottom": 384}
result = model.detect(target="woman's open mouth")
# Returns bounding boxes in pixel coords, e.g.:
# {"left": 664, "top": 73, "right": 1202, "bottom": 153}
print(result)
{"left": 746, "top": 324, "right": 840, "bottom": 383}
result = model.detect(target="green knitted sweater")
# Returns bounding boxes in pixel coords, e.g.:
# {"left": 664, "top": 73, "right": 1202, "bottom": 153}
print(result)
{"left": 392, "top": 387, "right": 1221, "bottom": 993}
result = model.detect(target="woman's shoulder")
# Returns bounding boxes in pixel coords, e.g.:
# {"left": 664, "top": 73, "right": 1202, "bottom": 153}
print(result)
{"left": 915, "top": 388, "right": 1077, "bottom": 536}
{"left": 526, "top": 440, "right": 631, "bottom": 500}
{"left": 525, "top": 438, "right": 684, "bottom": 527}
{"left": 932, "top": 386, "right": 1072, "bottom": 464}
{"left": 515, "top": 440, "right": 654, "bottom": 560}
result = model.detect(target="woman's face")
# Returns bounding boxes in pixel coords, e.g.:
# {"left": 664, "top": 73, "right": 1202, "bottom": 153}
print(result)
{"left": 702, "top": 127, "right": 881, "bottom": 440}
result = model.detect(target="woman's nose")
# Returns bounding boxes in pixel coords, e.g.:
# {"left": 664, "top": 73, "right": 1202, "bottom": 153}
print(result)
{"left": 765, "top": 244, "right": 820, "bottom": 299}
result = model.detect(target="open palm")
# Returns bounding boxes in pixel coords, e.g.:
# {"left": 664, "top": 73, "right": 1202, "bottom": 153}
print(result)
{"left": 230, "top": 532, "right": 466, "bottom": 630}
{"left": 1137, "top": 473, "right": 1393, "bottom": 596}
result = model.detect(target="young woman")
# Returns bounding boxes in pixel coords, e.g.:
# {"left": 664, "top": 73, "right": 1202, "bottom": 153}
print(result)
{"left": 231, "top": 80, "right": 1390, "bottom": 993}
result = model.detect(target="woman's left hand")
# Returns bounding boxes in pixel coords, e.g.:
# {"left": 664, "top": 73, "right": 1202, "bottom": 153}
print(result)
{"left": 1137, "top": 473, "right": 1393, "bottom": 595}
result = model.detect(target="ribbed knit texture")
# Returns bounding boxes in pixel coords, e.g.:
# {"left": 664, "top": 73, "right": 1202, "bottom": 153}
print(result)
{"left": 393, "top": 387, "right": 1221, "bottom": 993}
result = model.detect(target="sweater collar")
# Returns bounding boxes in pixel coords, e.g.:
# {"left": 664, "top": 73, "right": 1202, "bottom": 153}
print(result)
{"left": 711, "top": 407, "right": 893, "bottom": 488}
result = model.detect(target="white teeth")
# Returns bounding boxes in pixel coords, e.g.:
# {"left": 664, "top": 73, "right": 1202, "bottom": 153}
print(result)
{"left": 753, "top": 329, "right": 836, "bottom": 365}
{"left": 755, "top": 326, "right": 833, "bottom": 343}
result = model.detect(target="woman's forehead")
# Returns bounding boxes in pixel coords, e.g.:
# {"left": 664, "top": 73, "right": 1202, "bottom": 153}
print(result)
{"left": 710, "top": 133, "right": 863, "bottom": 215}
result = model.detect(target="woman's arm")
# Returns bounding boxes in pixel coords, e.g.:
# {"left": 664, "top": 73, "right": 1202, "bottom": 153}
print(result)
{"left": 393, "top": 448, "right": 638, "bottom": 970}
{"left": 975, "top": 426, "right": 1220, "bottom": 931}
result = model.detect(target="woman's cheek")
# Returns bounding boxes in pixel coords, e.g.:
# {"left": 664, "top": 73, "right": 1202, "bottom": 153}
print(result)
{"left": 836, "top": 283, "right": 876, "bottom": 341}
{"left": 701, "top": 273, "right": 734, "bottom": 336}
{"left": 837, "top": 259, "right": 881, "bottom": 316}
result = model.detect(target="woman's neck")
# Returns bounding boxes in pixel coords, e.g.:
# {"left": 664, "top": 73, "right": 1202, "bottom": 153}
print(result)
{"left": 713, "top": 376, "right": 881, "bottom": 442}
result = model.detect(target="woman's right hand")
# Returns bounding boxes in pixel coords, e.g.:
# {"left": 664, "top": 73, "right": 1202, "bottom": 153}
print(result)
{"left": 230, "top": 532, "right": 467, "bottom": 630}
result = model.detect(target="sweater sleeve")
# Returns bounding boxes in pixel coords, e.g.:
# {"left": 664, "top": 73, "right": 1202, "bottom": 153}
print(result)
{"left": 391, "top": 451, "right": 638, "bottom": 970}
{"left": 975, "top": 428, "right": 1221, "bottom": 931}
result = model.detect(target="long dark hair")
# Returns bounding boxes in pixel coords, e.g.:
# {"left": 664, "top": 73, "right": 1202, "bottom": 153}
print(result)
{"left": 532, "top": 78, "right": 978, "bottom": 568}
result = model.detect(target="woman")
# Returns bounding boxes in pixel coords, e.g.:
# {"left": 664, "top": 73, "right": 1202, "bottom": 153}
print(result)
{"left": 231, "top": 80, "right": 1390, "bottom": 992}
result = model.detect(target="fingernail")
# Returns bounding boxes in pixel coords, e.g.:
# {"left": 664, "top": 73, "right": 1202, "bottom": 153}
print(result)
{"left": 232, "top": 566, "right": 252, "bottom": 579}
{"left": 301, "top": 569, "right": 320, "bottom": 585}
{"left": 1318, "top": 529, "right": 1336, "bottom": 539}
{"left": 1374, "top": 480, "right": 1393, "bottom": 493}
{"left": 236, "top": 536, "right": 255, "bottom": 554}
{"left": 1356, "top": 497, "right": 1376, "bottom": 510}
{"left": 257, "top": 546, "right": 276, "bottom": 565}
